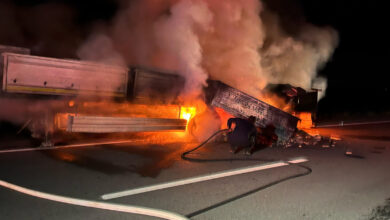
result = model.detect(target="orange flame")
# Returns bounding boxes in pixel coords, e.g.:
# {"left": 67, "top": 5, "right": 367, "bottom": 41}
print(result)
{"left": 259, "top": 94, "right": 294, "bottom": 113}
{"left": 296, "top": 112, "right": 313, "bottom": 130}
{"left": 180, "top": 106, "right": 196, "bottom": 122}
{"left": 214, "top": 107, "right": 234, "bottom": 129}
{"left": 68, "top": 100, "right": 75, "bottom": 107}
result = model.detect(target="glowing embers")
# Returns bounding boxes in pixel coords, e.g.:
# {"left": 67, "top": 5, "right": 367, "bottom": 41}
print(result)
{"left": 180, "top": 107, "right": 196, "bottom": 122}
{"left": 68, "top": 100, "right": 75, "bottom": 107}
{"left": 55, "top": 113, "right": 75, "bottom": 131}
{"left": 57, "top": 152, "right": 77, "bottom": 162}
{"left": 330, "top": 134, "right": 342, "bottom": 141}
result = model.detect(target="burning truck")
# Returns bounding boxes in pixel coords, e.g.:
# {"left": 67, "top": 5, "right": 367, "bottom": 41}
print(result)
{"left": 0, "top": 44, "right": 317, "bottom": 147}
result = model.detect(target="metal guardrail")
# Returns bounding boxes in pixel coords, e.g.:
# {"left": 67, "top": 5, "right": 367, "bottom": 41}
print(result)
{"left": 62, "top": 115, "right": 187, "bottom": 133}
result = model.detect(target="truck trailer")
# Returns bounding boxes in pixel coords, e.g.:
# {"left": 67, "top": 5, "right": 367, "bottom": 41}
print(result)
{"left": 1, "top": 45, "right": 311, "bottom": 147}
{"left": 0, "top": 46, "right": 188, "bottom": 146}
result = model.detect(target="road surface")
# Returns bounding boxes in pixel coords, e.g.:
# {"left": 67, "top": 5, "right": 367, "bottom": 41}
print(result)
{"left": 0, "top": 123, "right": 389, "bottom": 219}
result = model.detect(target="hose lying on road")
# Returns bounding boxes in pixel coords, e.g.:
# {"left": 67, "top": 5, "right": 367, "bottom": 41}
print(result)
{"left": 0, "top": 179, "right": 189, "bottom": 220}
{"left": 181, "top": 129, "right": 230, "bottom": 162}
{"left": 181, "top": 129, "right": 312, "bottom": 219}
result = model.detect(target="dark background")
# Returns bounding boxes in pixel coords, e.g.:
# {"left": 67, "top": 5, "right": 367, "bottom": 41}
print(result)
{"left": 1, "top": 0, "right": 390, "bottom": 121}
{"left": 300, "top": 0, "right": 390, "bottom": 120}
{"left": 266, "top": 0, "right": 390, "bottom": 121}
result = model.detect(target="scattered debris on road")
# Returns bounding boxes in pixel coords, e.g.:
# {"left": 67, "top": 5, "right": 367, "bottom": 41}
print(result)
{"left": 281, "top": 129, "right": 340, "bottom": 149}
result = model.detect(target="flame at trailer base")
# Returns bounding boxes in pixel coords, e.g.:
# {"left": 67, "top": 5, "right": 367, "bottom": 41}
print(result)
{"left": 179, "top": 107, "right": 197, "bottom": 122}
{"left": 295, "top": 112, "right": 314, "bottom": 130}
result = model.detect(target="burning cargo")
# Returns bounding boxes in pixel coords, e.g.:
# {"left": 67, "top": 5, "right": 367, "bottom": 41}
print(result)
{"left": 205, "top": 81, "right": 300, "bottom": 143}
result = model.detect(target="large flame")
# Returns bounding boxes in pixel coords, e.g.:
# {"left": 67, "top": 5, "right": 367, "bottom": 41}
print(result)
{"left": 295, "top": 112, "right": 313, "bottom": 130}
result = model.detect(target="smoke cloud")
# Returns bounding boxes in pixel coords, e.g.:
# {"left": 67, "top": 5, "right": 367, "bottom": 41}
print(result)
{"left": 154, "top": 0, "right": 212, "bottom": 98}
{"left": 77, "top": 33, "right": 126, "bottom": 66}
{"left": 200, "top": 0, "right": 267, "bottom": 96}
{"left": 0, "top": 0, "right": 338, "bottom": 120}
{"left": 78, "top": 0, "right": 337, "bottom": 102}
{"left": 261, "top": 8, "right": 338, "bottom": 94}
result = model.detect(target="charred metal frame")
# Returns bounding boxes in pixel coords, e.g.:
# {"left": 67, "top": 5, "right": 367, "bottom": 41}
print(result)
{"left": 206, "top": 81, "right": 299, "bottom": 142}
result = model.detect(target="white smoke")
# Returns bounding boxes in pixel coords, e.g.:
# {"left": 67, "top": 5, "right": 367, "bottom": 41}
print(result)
{"left": 261, "top": 9, "right": 339, "bottom": 95}
{"left": 77, "top": 0, "right": 338, "bottom": 102}
{"left": 200, "top": 0, "right": 267, "bottom": 96}
{"left": 77, "top": 33, "right": 126, "bottom": 66}
{"left": 154, "top": 0, "right": 212, "bottom": 98}
{"left": 312, "top": 76, "right": 328, "bottom": 100}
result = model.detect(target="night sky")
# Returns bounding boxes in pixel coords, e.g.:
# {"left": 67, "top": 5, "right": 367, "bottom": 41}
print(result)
{"left": 301, "top": 0, "right": 390, "bottom": 117}
{"left": 1, "top": 0, "right": 390, "bottom": 119}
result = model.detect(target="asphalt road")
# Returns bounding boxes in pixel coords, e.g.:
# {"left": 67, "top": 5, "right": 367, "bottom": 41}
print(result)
{"left": 0, "top": 126, "right": 389, "bottom": 219}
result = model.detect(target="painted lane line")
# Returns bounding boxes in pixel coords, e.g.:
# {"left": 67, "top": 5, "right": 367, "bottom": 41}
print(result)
{"left": 0, "top": 179, "right": 188, "bottom": 220}
{"left": 316, "top": 120, "right": 390, "bottom": 128}
{"left": 0, "top": 139, "right": 144, "bottom": 154}
{"left": 102, "top": 157, "right": 308, "bottom": 200}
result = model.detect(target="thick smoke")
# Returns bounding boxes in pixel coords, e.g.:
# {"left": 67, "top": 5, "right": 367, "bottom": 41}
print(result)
{"left": 77, "top": 33, "right": 126, "bottom": 66}
{"left": 0, "top": 0, "right": 339, "bottom": 125}
{"left": 0, "top": 0, "right": 338, "bottom": 103}
{"left": 200, "top": 0, "right": 267, "bottom": 96}
{"left": 261, "top": 8, "right": 338, "bottom": 97}
{"left": 154, "top": 0, "right": 212, "bottom": 98}
{"left": 78, "top": 0, "right": 338, "bottom": 102}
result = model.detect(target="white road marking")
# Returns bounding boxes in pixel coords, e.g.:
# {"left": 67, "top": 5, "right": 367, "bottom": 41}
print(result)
{"left": 316, "top": 120, "right": 390, "bottom": 128}
{"left": 102, "top": 157, "right": 309, "bottom": 200}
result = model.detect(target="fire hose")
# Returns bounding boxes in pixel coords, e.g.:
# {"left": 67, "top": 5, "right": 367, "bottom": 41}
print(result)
{"left": 181, "top": 129, "right": 312, "bottom": 218}
{"left": 0, "top": 129, "right": 311, "bottom": 219}
{"left": 0, "top": 179, "right": 189, "bottom": 220}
